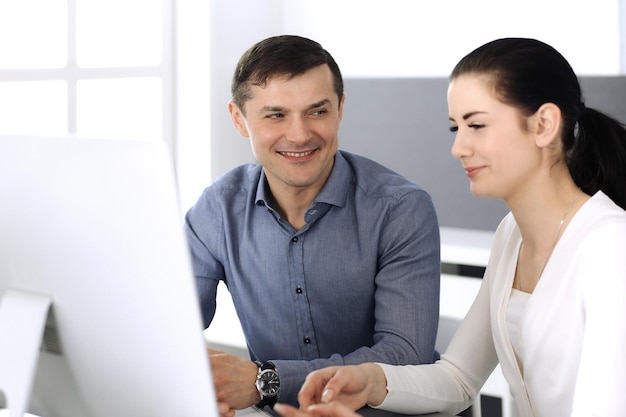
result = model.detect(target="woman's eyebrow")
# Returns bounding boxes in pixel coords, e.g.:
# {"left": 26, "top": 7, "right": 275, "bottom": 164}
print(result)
{"left": 462, "top": 111, "right": 487, "bottom": 120}
{"left": 449, "top": 111, "right": 487, "bottom": 122}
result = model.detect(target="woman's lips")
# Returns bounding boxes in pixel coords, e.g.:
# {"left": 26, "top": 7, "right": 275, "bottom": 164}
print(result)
{"left": 464, "top": 166, "right": 484, "bottom": 178}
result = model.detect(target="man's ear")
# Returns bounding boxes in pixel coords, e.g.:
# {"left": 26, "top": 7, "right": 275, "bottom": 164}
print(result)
{"left": 532, "top": 102, "right": 561, "bottom": 148}
{"left": 337, "top": 92, "right": 347, "bottom": 122}
{"left": 228, "top": 101, "right": 250, "bottom": 138}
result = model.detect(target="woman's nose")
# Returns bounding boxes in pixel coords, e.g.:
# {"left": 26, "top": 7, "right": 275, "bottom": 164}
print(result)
{"left": 450, "top": 132, "right": 469, "bottom": 160}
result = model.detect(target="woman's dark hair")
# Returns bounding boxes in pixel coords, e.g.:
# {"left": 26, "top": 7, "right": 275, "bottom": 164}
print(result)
{"left": 450, "top": 38, "right": 626, "bottom": 210}
{"left": 231, "top": 35, "right": 344, "bottom": 114}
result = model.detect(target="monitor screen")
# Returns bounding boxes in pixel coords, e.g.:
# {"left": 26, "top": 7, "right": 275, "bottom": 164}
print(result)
{"left": 0, "top": 134, "right": 218, "bottom": 417}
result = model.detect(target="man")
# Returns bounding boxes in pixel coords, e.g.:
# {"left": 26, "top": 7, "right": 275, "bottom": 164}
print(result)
{"left": 184, "top": 35, "right": 440, "bottom": 415}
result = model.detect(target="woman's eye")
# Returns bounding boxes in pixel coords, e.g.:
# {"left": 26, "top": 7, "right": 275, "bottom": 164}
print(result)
{"left": 448, "top": 123, "right": 484, "bottom": 133}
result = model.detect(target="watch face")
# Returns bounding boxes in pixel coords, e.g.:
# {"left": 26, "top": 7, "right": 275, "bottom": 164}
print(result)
{"left": 256, "top": 369, "right": 280, "bottom": 397}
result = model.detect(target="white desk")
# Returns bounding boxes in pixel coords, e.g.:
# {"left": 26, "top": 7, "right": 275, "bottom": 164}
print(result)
{"left": 359, "top": 406, "right": 456, "bottom": 417}
{"left": 236, "top": 406, "right": 456, "bottom": 417}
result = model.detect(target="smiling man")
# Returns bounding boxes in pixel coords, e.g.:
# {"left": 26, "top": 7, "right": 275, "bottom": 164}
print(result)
{"left": 184, "top": 35, "right": 441, "bottom": 416}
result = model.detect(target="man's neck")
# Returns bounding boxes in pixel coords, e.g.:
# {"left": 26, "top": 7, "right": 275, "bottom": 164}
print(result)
{"left": 267, "top": 185, "right": 320, "bottom": 231}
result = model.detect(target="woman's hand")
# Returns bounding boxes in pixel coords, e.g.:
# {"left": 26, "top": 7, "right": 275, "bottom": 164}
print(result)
{"left": 297, "top": 364, "right": 388, "bottom": 411}
{"left": 274, "top": 402, "right": 361, "bottom": 417}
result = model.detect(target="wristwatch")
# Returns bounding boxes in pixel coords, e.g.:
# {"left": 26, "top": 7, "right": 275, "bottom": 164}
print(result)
{"left": 254, "top": 361, "right": 280, "bottom": 408}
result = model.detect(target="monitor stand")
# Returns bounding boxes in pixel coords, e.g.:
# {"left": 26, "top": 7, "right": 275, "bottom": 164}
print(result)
{"left": 0, "top": 290, "right": 51, "bottom": 417}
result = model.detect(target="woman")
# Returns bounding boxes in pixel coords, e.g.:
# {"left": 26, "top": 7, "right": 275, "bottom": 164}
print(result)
{"left": 274, "top": 38, "right": 626, "bottom": 417}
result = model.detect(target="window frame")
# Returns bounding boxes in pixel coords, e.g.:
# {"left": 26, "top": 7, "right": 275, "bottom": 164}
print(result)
{"left": 0, "top": 0, "right": 175, "bottom": 152}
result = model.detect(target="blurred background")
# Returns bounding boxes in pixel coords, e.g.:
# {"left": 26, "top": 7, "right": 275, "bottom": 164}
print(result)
{"left": 1, "top": 0, "right": 624, "bottom": 213}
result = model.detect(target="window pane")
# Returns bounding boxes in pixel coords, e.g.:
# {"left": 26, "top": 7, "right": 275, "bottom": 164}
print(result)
{"left": 0, "top": 0, "right": 67, "bottom": 69}
{"left": 0, "top": 81, "right": 67, "bottom": 135}
{"left": 76, "top": 0, "right": 163, "bottom": 68}
{"left": 77, "top": 77, "right": 162, "bottom": 141}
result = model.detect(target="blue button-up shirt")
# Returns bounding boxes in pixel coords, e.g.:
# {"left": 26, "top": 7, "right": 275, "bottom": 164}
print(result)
{"left": 185, "top": 151, "right": 440, "bottom": 405}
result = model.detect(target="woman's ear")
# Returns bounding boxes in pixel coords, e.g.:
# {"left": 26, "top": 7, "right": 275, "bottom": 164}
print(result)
{"left": 532, "top": 102, "right": 561, "bottom": 148}
{"left": 228, "top": 101, "right": 250, "bottom": 138}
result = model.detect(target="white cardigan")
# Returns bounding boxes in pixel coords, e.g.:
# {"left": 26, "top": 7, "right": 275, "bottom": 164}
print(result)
{"left": 377, "top": 192, "right": 626, "bottom": 417}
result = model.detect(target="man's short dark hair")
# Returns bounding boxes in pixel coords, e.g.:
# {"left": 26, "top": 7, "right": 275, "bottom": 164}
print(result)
{"left": 231, "top": 35, "right": 344, "bottom": 113}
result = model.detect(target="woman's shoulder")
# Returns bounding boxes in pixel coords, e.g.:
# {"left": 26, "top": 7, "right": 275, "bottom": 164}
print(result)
{"left": 575, "top": 191, "right": 626, "bottom": 232}
{"left": 564, "top": 191, "right": 626, "bottom": 263}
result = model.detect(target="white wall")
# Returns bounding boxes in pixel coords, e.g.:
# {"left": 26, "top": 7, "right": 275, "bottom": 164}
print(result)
{"left": 283, "top": 0, "right": 621, "bottom": 77}
{"left": 176, "top": 0, "right": 212, "bottom": 212}
{"left": 620, "top": 0, "right": 626, "bottom": 71}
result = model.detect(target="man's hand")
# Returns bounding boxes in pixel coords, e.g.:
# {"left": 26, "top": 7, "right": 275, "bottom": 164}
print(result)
{"left": 208, "top": 348, "right": 260, "bottom": 417}
{"left": 297, "top": 364, "right": 388, "bottom": 411}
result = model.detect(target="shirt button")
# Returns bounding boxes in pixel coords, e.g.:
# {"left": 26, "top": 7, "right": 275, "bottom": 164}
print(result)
{"left": 296, "top": 287, "right": 303, "bottom": 294}
{"left": 291, "top": 236, "right": 298, "bottom": 243}
{"left": 304, "top": 337, "right": 311, "bottom": 344}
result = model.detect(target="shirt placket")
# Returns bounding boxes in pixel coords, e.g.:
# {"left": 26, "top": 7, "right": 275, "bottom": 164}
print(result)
{"left": 287, "top": 231, "right": 320, "bottom": 360}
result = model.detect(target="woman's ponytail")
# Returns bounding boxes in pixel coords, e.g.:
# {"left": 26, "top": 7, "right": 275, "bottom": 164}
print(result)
{"left": 567, "top": 107, "right": 626, "bottom": 210}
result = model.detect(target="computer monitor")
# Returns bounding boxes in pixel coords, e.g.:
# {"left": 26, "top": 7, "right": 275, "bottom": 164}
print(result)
{"left": 0, "top": 134, "right": 218, "bottom": 417}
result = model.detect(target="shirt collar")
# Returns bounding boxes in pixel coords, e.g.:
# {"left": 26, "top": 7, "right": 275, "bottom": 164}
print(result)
{"left": 254, "top": 151, "right": 350, "bottom": 208}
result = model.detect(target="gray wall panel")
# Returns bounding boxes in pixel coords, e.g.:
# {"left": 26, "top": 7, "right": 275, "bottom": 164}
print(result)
{"left": 339, "top": 77, "right": 626, "bottom": 231}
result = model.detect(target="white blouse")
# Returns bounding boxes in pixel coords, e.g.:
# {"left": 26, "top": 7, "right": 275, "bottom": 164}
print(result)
{"left": 506, "top": 288, "right": 530, "bottom": 372}
{"left": 377, "top": 192, "right": 626, "bottom": 417}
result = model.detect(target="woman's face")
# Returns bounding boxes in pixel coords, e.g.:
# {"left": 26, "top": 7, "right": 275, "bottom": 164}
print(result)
{"left": 447, "top": 74, "right": 541, "bottom": 201}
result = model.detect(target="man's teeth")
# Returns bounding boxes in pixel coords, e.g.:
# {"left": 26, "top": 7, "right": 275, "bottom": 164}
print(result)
{"left": 281, "top": 150, "right": 313, "bottom": 157}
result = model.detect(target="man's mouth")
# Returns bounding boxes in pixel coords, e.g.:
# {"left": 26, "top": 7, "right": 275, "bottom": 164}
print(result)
{"left": 278, "top": 150, "right": 315, "bottom": 158}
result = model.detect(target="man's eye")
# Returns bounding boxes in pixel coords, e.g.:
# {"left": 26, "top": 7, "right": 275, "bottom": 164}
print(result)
{"left": 267, "top": 113, "right": 284, "bottom": 119}
{"left": 312, "top": 109, "right": 328, "bottom": 116}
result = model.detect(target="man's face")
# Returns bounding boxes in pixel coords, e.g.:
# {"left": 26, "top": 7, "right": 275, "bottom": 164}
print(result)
{"left": 229, "top": 64, "right": 345, "bottom": 196}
